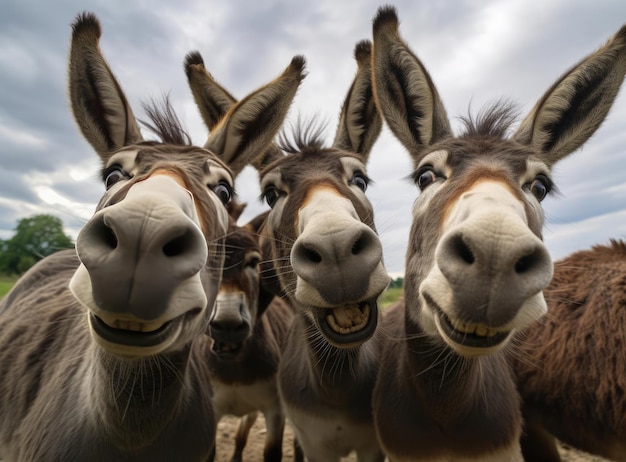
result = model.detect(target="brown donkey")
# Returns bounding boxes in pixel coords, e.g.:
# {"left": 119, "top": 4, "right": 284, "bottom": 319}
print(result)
{"left": 515, "top": 239, "right": 626, "bottom": 461}
{"left": 187, "top": 41, "right": 389, "bottom": 462}
{"left": 370, "top": 6, "right": 626, "bottom": 461}
{"left": 0, "top": 13, "right": 304, "bottom": 461}
{"left": 207, "top": 204, "right": 295, "bottom": 462}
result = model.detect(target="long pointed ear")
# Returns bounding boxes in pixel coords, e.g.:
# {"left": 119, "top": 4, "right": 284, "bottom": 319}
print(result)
{"left": 68, "top": 12, "right": 143, "bottom": 162}
{"left": 371, "top": 6, "right": 452, "bottom": 164}
{"left": 333, "top": 40, "right": 382, "bottom": 161}
{"left": 185, "top": 53, "right": 286, "bottom": 172}
{"left": 185, "top": 51, "right": 237, "bottom": 132}
{"left": 203, "top": 57, "right": 305, "bottom": 177}
{"left": 514, "top": 25, "right": 626, "bottom": 166}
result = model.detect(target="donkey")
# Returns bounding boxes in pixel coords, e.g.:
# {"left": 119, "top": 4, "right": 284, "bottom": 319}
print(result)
{"left": 514, "top": 239, "right": 626, "bottom": 461}
{"left": 260, "top": 42, "right": 390, "bottom": 462}
{"left": 370, "top": 6, "right": 626, "bottom": 461}
{"left": 206, "top": 203, "right": 295, "bottom": 462}
{"left": 0, "top": 13, "right": 304, "bottom": 461}
{"left": 186, "top": 42, "right": 389, "bottom": 461}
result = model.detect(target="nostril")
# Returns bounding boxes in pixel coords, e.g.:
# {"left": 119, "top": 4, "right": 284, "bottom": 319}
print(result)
{"left": 163, "top": 230, "right": 194, "bottom": 257}
{"left": 351, "top": 235, "right": 365, "bottom": 256}
{"left": 101, "top": 223, "right": 118, "bottom": 250}
{"left": 301, "top": 245, "right": 322, "bottom": 264}
{"left": 81, "top": 217, "right": 117, "bottom": 251}
{"left": 515, "top": 250, "right": 541, "bottom": 274}
{"left": 452, "top": 234, "right": 475, "bottom": 265}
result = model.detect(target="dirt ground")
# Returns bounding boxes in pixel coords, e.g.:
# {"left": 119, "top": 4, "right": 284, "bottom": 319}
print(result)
{"left": 214, "top": 415, "right": 612, "bottom": 462}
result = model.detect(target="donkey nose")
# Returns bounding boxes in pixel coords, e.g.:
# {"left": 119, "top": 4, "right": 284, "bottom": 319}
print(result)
{"left": 437, "top": 214, "right": 553, "bottom": 324}
{"left": 209, "top": 318, "right": 250, "bottom": 344}
{"left": 291, "top": 224, "right": 382, "bottom": 304}
{"left": 76, "top": 176, "right": 208, "bottom": 318}
{"left": 209, "top": 293, "right": 251, "bottom": 343}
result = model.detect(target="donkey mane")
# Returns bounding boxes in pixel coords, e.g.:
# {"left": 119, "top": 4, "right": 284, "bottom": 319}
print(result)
{"left": 141, "top": 95, "right": 192, "bottom": 146}
{"left": 457, "top": 100, "right": 520, "bottom": 139}
{"left": 277, "top": 118, "right": 327, "bottom": 154}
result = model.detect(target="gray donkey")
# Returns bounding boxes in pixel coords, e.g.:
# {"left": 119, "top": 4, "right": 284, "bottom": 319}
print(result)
{"left": 0, "top": 12, "right": 304, "bottom": 461}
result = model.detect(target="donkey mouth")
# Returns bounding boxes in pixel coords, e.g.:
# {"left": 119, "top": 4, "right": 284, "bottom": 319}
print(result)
{"left": 212, "top": 341, "right": 244, "bottom": 358}
{"left": 89, "top": 310, "right": 199, "bottom": 349}
{"left": 313, "top": 298, "right": 378, "bottom": 346}
{"left": 435, "top": 309, "right": 511, "bottom": 350}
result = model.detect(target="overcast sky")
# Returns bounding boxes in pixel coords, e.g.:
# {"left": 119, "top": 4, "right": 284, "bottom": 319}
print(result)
{"left": 1, "top": 0, "right": 625, "bottom": 275}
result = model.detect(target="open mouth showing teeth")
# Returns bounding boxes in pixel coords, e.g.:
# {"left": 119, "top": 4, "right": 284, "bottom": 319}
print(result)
{"left": 89, "top": 310, "right": 199, "bottom": 348}
{"left": 313, "top": 298, "right": 378, "bottom": 346}
{"left": 435, "top": 309, "right": 510, "bottom": 349}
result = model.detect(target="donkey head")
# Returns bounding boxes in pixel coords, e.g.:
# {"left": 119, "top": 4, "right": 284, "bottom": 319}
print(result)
{"left": 67, "top": 13, "right": 304, "bottom": 358}
{"left": 187, "top": 41, "right": 390, "bottom": 348}
{"left": 372, "top": 7, "right": 626, "bottom": 356}
{"left": 258, "top": 41, "right": 390, "bottom": 348}
{"left": 208, "top": 203, "right": 273, "bottom": 358}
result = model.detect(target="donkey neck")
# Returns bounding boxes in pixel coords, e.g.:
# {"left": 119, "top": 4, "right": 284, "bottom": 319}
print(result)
{"left": 403, "top": 305, "right": 520, "bottom": 427}
{"left": 287, "top": 312, "right": 379, "bottom": 407}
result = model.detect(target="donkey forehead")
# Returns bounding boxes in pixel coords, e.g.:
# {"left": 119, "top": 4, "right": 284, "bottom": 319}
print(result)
{"left": 259, "top": 151, "right": 367, "bottom": 192}
{"left": 106, "top": 148, "right": 233, "bottom": 184}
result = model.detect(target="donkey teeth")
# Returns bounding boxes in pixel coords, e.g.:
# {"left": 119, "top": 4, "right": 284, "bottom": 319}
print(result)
{"left": 453, "top": 321, "right": 498, "bottom": 338}
{"left": 326, "top": 304, "right": 370, "bottom": 334}
{"left": 106, "top": 319, "right": 164, "bottom": 333}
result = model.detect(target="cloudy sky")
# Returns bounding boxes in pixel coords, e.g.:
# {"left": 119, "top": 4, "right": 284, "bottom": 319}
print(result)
{"left": 1, "top": 0, "right": 625, "bottom": 275}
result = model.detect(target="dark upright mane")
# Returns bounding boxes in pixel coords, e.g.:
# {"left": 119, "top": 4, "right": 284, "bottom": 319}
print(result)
{"left": 278, "top": 118, "right": 327, "bottom": 154}
{"left": 458, "top": 100, "right": 520, "bottom": 139}
{"left": 141, "top": 95, "right": 192, "bottom": 146}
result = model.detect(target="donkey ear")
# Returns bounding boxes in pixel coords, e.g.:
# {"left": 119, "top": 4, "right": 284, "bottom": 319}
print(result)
{"left": 185, "top": 54, "right": 286, "bottom": 172}
{"left": 204, "top": 57, "right": 305, "bottom": 178}
{"left": 333, "top": 40, "right": 382, "bottom": 161}
{"left": 371, "top": 6, "right": 452, "bottom": 163}
{"left": 68, "top": 13, "right": 143, "bottom": 162}
{"left": 185, "top": 51, "right": 237, "bottom": 132}
{"left": 514, "top": 25, "right": 626, "bottom": 166}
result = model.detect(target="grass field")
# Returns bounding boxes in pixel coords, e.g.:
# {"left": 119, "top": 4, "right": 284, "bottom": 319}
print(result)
{"left": 0, "top": 276, "right": 17, "bottom": 299}
{"left": 379, "top": 286, "right": 403, "bottom": 308}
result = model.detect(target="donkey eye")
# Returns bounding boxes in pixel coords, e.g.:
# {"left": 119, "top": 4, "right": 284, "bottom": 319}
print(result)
{"left": 212, "top": 181, "right": 233, "bottom": 205}
{"left": 413, "top": 167, "right": 439, "bottom": 191}
{"left": 350, "top": 172, "right": 369, "bottom": 192}
{"left": 528, "top": 175, "right": 551, "bottom": 202}
{"left": 104, "top": 167, "right": 128, "bottom": 190}
{"left": 262, "top": 186, "right": 282, "bottom": 208}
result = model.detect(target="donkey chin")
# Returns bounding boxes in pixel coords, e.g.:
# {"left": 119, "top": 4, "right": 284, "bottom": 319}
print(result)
{"left": 295, "top": 272, "right": 389, "bottom": 348}
{"left": 70, "top": 265, "right": 208, "bottom": 357}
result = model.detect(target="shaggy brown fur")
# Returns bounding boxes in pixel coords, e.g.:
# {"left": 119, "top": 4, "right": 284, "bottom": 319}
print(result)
{"left": 516, "top": 240, "right": 626, "bottom": 461}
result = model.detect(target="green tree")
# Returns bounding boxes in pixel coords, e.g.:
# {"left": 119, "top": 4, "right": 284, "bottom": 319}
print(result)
{"left": 0, "top": 214, "right": 74, "bottom": 275}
